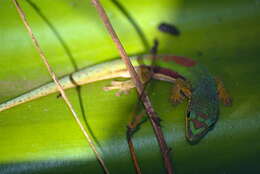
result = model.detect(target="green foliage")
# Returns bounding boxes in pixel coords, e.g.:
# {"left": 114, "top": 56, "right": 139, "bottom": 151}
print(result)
{"left": 0, "top": 0, "right": 259, "bottom": 173}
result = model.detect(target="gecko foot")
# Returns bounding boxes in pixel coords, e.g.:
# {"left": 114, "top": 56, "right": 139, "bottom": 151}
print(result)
{"left": 215, "top": 77, "right": 232, "bottom": 106}
{"left": 218, "top": 87, "right": 232, "bottom": 106}
{"left": 170, "top": 78, "right": 191, "bottom": 105}
{"left": 103, "top": 80, "right": 135, "bottom": 96}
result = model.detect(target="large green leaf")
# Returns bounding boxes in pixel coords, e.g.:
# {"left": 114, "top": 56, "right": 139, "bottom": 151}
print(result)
{"left": 0, "top": 0, "right": 259, "bottom": 173}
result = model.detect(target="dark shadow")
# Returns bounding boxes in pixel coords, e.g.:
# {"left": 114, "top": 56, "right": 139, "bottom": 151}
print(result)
{"left": 158, "top": 22, "right": 181, "bottom": 36}
{"left": 25, "top": 0, "right": 101, "bottom": 149}
{"left": 25, "top": 0, "right": 77, "bottom": 70}
{"left": 111, "top": 0, "right": 150, "bottom": 52}
{"left": 0, "top": 159, "right": 103, "bottom": 174}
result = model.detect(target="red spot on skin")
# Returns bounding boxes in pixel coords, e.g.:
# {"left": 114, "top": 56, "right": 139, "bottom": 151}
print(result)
{"left": 140, "top": 65, "right": 186, "bottom": 80}
{"left": 197, "top": 112, "right": 209, "bottom": 119}
{"left": 191, "top": 119, "right": 205, "bottom": 129}
{"left": 152, "top": 66, "right": 186, "bottom": 80}
{"left": 163, "top": 55, "right": 197, "bottom": 67}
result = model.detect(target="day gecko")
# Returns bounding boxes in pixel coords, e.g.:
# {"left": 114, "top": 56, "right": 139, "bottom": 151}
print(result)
{"left": 0, "top": 54, "right": 231, "bottom": 143}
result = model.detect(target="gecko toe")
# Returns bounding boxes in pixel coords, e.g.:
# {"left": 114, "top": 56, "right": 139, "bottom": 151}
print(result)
{"left": 224, "top": 97, "right": 232, "bottom": 106}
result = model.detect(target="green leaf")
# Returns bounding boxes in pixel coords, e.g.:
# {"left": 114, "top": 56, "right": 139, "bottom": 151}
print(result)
{"left": 0, "top": 0, "right": 259, "bottom": 173}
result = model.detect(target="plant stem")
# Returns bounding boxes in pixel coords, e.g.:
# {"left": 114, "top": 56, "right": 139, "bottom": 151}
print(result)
{"left": 127, "top": 131, "right": 142, "bottom": 174}
{"left": 91, "top": 0, "right": 174, "bottom": 173}
{"left": 12, "top": 1, "right": 110, "bottom": 173}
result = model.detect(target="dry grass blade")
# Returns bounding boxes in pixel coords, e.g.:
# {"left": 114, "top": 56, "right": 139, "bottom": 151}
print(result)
{"left": 11, "top": 0, "right": 110, "bottom": 173}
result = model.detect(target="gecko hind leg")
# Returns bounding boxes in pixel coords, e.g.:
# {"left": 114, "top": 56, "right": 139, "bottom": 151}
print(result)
{"left": 170, "top": 78, "right": 192, "bottom": 104}
{"left": 103, "top": 80, "right": 135, "bottom": 96}
{"left": 103, "top": 66, "right": 151, "bottom": 96}
{"left": 215, "top": 77, "right": 232, "bottom": 106}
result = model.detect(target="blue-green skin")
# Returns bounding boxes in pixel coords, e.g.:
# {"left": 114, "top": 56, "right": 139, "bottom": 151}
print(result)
{"left": 186, "top": 69, "right": 219, "bottom": 143}
{"left": 0, "top": 54, "right": 219, "bottom": 143}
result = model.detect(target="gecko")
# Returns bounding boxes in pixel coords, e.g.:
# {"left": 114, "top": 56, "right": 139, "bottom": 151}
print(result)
{"left": 0, "top": 54, "right": 231, "bottom": 143}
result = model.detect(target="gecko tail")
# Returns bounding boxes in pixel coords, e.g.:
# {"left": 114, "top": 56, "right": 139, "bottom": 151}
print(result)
{"left": 0, "top": 77, "right": 74, "bottom": 112}
{"left": 0, "top": 82, "right": 56, "bottom": 112}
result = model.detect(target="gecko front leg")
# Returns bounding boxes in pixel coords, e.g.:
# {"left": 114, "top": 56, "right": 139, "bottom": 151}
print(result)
{"left": 170, "top": 78, "right": 192, "bottom": 104}
{"left": 215, "top": 77, "right": 232, "bottom": 106}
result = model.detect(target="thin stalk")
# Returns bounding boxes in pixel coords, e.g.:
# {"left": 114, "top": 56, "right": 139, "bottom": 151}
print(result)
{"left": 127, "top": 132, "right": 142, "bottom": 174}
{"left": 91, "top": 0, "right": 174, "bottom": 173}
{"left": 12, "top": 1, "right": 110, "bottom": 173}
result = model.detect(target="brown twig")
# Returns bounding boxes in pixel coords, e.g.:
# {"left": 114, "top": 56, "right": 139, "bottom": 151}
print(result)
{"left": 12, "top": 1, "right": 110, "bottom": 173}
{"left": 126, "top": 111, "right": 145, "bottom": 174}
{"left": 91, "top": 0, "right": 174, "bottom": 173}
{"left": 127, "top": 129, "right": 142, "bottom": 174}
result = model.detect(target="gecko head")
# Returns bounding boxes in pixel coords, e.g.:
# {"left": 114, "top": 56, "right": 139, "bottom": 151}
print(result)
{"left": 185, "top": 110, "right": 215, "bottom": 144}
{"left": 184, "top": 77, "right": 219, "bottom": 144}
